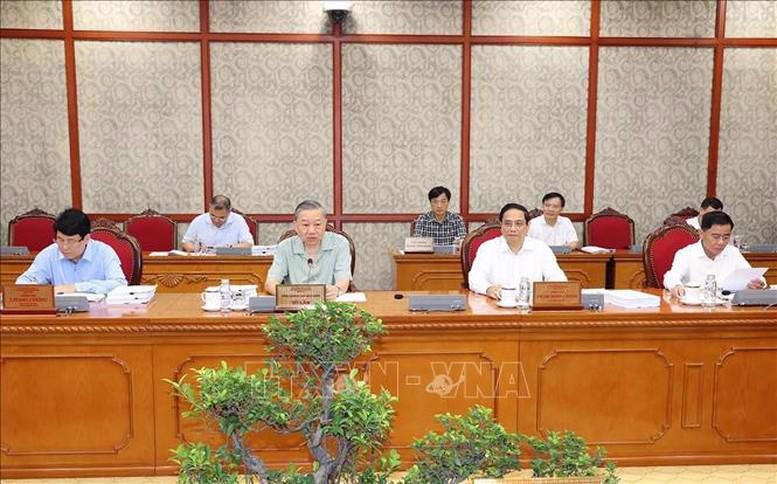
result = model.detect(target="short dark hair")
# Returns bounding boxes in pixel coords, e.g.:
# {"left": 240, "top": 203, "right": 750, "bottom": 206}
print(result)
{"left": 211, "top": 194, "right": 231, "bottom": 211}
{"left": 54, "top": 208, "right": 91, "bottom": 238}
{"left": 428, "top": 186, "right": 452, "bottom": 201}
{"left": 499, "top": 203, "right": 529, "bottom": 223}
{"left": 701, "top": 211, "right": 734, "bottom": 231}
{"left": 700, "top": 197, "right": 723, "bottom": 210}
{"left": 542, "top": 192, "right": 566, "bottom": 207}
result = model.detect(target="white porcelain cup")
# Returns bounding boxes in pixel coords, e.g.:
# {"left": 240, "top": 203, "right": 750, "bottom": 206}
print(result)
{"left": 683, "top": 284, "right": 701, "bottom": 300}
{"left": 500, "top": 287, "right": 517, "bottom": 303}
{"left": 201, "top": 288, "right": 220, "bottom": 308}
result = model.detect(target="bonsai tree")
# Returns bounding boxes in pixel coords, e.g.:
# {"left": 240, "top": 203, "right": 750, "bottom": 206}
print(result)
{"left": 522, "top": 430, "right": 619, "bottom": 483}
{"left": 167, "top": 302, "right": 398, "bottom": 484}
{"left": 403, "top": 405, "right": 521, "bottom": 484}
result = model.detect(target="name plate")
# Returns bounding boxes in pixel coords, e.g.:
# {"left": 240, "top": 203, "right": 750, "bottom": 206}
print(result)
{"left": 275, "top": 284, "right": 326, "bottom": 311}
{"left": 404, "top": 237, "right": 434, "bottom": 253}
{"left": 532, "top": 281, "right": 582, "bottom": 310}
{"left": 1, "top": 285, "right": 57, "bottom": 314}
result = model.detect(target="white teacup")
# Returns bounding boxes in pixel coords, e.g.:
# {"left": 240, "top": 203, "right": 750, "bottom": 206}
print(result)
{"left": 201, "top": 288, "right": 220, "bottom": 309}
{"left": 500, "top": 287, "right": 517, "bottom": 303}
{"left": 683, "top": 284, "right": 701, "bottom": 300}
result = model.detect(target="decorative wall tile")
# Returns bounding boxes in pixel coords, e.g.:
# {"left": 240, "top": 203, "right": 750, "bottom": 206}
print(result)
{"left": 0, "top": 0, "right": 61, "bottom": 29}
{"left": 76, "top": 41, "right": 203, "bottom": 213}
{"left": 211, "top": 42, "right": 333, "bottom": 213}
{"left": 210, "top": 1, "right": 327, "bottom": 34}
{"left": 601, "top": 0, "right": 716, "bottom": 38}
{"left": 470, "top": 45, "right": 588, "bottom": 213}
{"left": 595, "top": 47, "right": 713, "bottom": 243}
{"left": 717, "top": 49, "right": 777, "bottom": 244}
{"left": 72, "top": 0, "right": 199, "bottom": 32}
{"left": 0, "top": 39, "right": 71, "bottom": 245}
{"left": 472, "top": 1, "right": 589, "bottom": 36}
{"left": 726, "top": 1, "right": 777, "bottom": 38}
{"left": 343, "top": 223, "right": 409, "bottom": 290}
{"left": 257, "top": 222, "right": 293, "bottom": 246}
{"left": 342, "top": 44, "right": 461, "bottom": 213}
{"left": 343, "top": 0, "right": 461, "bottom": 35}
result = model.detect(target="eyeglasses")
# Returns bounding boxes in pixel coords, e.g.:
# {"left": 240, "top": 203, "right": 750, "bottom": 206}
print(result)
{"left": 54, "top": 236, "right": 85, "bottom": 246}
{"left": 501, "top": 221, "right": 526, "bottom": 229}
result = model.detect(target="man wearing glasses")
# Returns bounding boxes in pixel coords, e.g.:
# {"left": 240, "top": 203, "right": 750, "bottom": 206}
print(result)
{"left": 468, "top": 203, "right": 567, "bottom": 300}
{"left": 16, "top": 208, "right": 127, "bottom": 294}
{"left": 181, "top": 194, "right": 253, "bottom": 252}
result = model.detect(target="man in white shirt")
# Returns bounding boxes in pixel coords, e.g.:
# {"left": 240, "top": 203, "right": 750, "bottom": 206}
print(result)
{"left": 664, "top": 211, "right": 766, "bottom": 298}
{"left": 181, "top": 195, "right": 253, "bottom": 252}
{"left": 686, "top": 197, "right": 723, "bottom": 230}
{"left": 469, "top": 203, "right": 567, "bottom": 300}
{"left": 528, "top": 192, "right": 579, "bottom": 249}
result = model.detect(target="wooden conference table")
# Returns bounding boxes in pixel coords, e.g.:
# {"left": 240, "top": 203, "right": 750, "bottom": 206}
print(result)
{"left": 1, "top": 291, "right": 775, "bottom": 478}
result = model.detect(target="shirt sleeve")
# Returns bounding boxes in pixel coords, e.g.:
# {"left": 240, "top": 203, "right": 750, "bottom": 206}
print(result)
{"left": 541, "top": 246, "right": 568, "bottom": 282}
{"left": 73, "top": 247, "right": 128, "bottom": 294}
{"left": 236, "top": 216, "right": 254, "bottom": 244}
{"left": 333, "top": 238, "right": 352, "bottom": 282}
{"left": 564, "top": 219, "right": 579, "bottom": 243}
{"left": 468, "top": 243, "right": 493, "bottom": 295}
{"left": 455, "top": 216, "right": 467, "bottom": 240}
{"left": 181, "top": 217, "right": 198, "bottom": 244}
{"left": 16, "top": 251, "right": 55, "bottom": 285}
{"left": 663, "top": 249, "right": 689, "bottom": 290}
{"left": 412, "top": 216, "right": 424, "bottom": 237}
{"left": 267, "top": 243, "right": 290, "bottom": 282}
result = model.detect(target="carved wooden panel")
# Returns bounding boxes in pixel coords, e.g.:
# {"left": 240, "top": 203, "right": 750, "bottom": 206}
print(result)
{"left": 681, "top": 363, "right": 704, "bottom": 429}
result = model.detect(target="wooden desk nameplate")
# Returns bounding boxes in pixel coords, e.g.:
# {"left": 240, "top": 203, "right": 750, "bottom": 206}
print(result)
{"left": 532, "top": 281, "right": 582, "bottom": 310}
{"left": 275, "top": 284, "right": 327, "bottom": 311}
{"left": 1, "top": 284, "right": 56, "bottom": 314}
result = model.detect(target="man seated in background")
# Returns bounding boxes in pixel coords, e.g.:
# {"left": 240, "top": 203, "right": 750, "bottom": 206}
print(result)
{"left": 687, "top": 197, "right": 723, "bottom": 230}
{"left": 16, "top": 208, "right": 127, "bottom": 294}
{"left": 181, "top": 194, "right": 253, "bottom": 252}
{"left": 469, "top": 203, "right": 567, "bottom": 300}
{"left": 528, "top": 191, "right": 579, "bottom": 249}
{"left": 665, "top": 211, "right": 765, "bottom": 298}
{"left": 413, "top": 186, "right": 466, "bottom": 246}
{"left": 264, "top": 200, "right": 351, "bottom": 300}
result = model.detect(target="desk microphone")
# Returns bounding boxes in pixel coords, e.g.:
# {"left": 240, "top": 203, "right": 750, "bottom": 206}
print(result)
{"left": 307, "top": 258, "right": 314, "bottom": 267}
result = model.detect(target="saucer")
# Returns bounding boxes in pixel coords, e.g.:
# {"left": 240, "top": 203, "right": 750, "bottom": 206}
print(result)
{"left": 201, "top": 305, "right": 221, "bottom": 312}
{"left": 679, "top": 297, "right": 727, "bottom": 306}
{"left": 496, "top": 300, "right": 518, "bottom": 308}
{"left": 230, "top": 304, "right": 248, "bottom": 311}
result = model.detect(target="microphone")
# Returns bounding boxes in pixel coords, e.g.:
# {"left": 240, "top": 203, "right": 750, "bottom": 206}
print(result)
{"left": 307, "top": 258, "right": 313, "bottom": 267}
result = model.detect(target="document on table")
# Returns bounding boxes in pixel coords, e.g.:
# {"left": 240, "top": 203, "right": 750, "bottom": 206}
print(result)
{"left": 336, "top": 292, "right": 367, "bottom": 303}
{"left": 720, "top": 267, "right": 768, "bottom": 291}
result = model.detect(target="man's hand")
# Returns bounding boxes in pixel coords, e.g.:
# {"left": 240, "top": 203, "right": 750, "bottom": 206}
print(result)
{"left": 55, "top": 284, "right": 76, "bottom": 294}
{"left": 747, "top": 278, "right": 767, "bottom": 289}
{"left": 670, "top": 285, "right": 685, "bottom": 299}
{"left": 485, "top": 285, "right": 502, "bottom": 300}
{"left": 326, "top": 285, "right": 340, "bottom": 300}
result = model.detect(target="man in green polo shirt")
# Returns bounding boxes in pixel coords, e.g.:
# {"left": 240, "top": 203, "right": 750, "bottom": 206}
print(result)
{"left": 265, "top": 200, "right": 352, "bottom": 300}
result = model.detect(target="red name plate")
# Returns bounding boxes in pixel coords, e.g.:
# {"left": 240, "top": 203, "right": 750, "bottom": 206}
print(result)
{"left": 1, "top": 285, "right": 56, "bottom": 314}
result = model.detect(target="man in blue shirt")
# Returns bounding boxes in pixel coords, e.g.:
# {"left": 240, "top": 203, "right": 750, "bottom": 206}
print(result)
{"left": 16, "top": 208, "right": 127, "bottom": 294}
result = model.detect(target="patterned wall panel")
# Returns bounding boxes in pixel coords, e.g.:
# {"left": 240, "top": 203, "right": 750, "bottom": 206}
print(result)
{"left": 211, "top": 42, "right": 333, "bottom": 213}
{"left": 210, "top": 1, "right": 327, "bottom": 34}
{"left": 342, "top": 44, "right": 461, "bottom": 213}
{"left": 72, "top": 0, "right": 199, "bottom": 32}
{"left": 595, "top": 47, "right": 713, "bottom": 243}
{"left": 472, "top": 1, "right": 589, "bottom": 36}
{"left": 343, "top": 0, "right": 461, "bottom": 35}
{"left": 470, "top": 45, "right": 588, "bottom": 213}
{"left": 0, "top": 0, "right": 61, "bottom": 29}
{"left": 343, "top": 222, "right": 409, "bottom": 290}
{"left": 600, "top": 0, "right": 716, "bottom": 38}
{"left": 257, "top": 222, "right": 293, "bottom": 246}
{"left": 726, "top": 1, "right": 777, "bottom": 38}
{"left": 717, "top": 49, "right": 777, "bottom": 244}
{"left": 76, "top": 41, "right": 203, "bottom": 213}
{"left": 0, "top": 39, "right": 71, "bottom": 245}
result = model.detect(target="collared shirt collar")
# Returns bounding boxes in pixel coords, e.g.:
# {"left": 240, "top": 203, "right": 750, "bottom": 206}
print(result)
{"left": 497, "top": 235, "right": 536, "bottom": 255}
{"left": 424, "top": 211, "right": 453, "bottom": 225}
{"left": 210, "top": 213, "right": 235, "bottom": 229}
{"left": 690, "top": 240, "right": 732, "bottom": 262}
{"left": 291, "top": 232, "right": 334, "bottom": 255}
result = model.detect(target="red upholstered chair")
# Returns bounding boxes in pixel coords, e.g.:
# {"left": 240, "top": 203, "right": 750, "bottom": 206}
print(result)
{"left": 278, "top": 225, "right": 357, "bottom": 290}
{"left": 642, "top": 220, "right": 699, "bottom": 288}
{"left": 460, "top": 222, "right": 502, "bottom": 289}
{"left": 125, "top": 208, "right": 176, "bottom": 252}
{"left": 8, "top": 208, "right": 56, "bottom": 251}
{"left": 89, "top": 220, "right": 143, "bottom": 285}
{"left": 664, "top": 207, "right": 700, "bottom": 226}
{"left": 584, "top": 207, "right": 635, "bottom": 250}
{"left": 231, "top": 208, "right": 258, "bottom": 244}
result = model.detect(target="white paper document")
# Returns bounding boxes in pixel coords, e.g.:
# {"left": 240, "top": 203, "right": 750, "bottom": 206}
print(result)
{"left": 580, "top": 246, "right": 615, "bottom": 254}
{"left": 720, "top": 267, "right": 768, "bottom": 292}
{"left": 148, "top": 251, "right": 170, "bottom": 256}
{"left": 336, "top": 292, "right": 367, "bottom": 303}
{"left": 67, "top": 292, "right": 106, "bottom": 302}
{"left": 603, "top": 290, "right": 660, "bottom": 308}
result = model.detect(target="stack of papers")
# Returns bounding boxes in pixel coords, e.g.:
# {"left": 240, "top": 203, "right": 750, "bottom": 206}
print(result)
{"left": 251, "top": 245, "right": 277, "bottom": 256}
{"left": 603, "top": 290, "right": 660, "bottom": 308}
{"left": 67, "top": 292, "right": 106, "bottom": 302}
{"left": 106, "top": 285, "right": 157, "bottom": 304}
{"left": 580, "top": 246, "right": 615, "bottom": 254}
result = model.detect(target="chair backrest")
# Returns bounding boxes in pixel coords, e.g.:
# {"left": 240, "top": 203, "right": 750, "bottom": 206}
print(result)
{"left": 671, "top": 206, "right": 699, "bottom": 219}
{"left": 460, "top": 222, "right": 502, "bottom": 289}
{"left": 278, "top": 225, "right": 357, "bottom": 276}
{"left": 584, "top": 207, "right": 635, "bottom": 249}
{"left": 125, "top": 208, "right": 176, "bottom": 252}
{"left": 231, "top": 208, "right": 258, "bottom": 244}
{"left": 527, "top": 208, "right": 543, "bottom": 221}
{"left": 8, "top": 208, "right": 56, "bottom": 251}
{"left": 89, "top": 222, "right": 143, "bottom": 285}
{"left": 642, "top": 220, "right": 699, "bottom": 288}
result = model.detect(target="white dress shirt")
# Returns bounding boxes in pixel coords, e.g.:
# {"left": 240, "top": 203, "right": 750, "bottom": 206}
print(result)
{"left": 686, "top": 216, "right": 701, "bottom": 230}
{"left": 528, "top": 215, "right": 578, "bottom": 246}
{"left": 468, "top": 236, "right": 567, "bottom": 294}
{"left": 182, "top": 212, "right": 253, "bottom": 248}
{"left": 663, "top": 241, "right": 755, "bottom": 289}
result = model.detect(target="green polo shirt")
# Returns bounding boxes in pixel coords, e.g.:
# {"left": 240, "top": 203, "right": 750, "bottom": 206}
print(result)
{"left": 267, "top": 231, "right": 352, "bottom": 285}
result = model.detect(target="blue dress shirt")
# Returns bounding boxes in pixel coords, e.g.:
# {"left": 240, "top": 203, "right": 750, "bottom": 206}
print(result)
{"left": 16, "top": 240, "right": 128, "bottom": 294}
